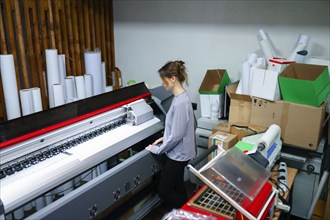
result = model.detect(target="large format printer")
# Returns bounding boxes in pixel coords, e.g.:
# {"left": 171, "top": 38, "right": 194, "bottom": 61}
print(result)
{"left": 0, "top": 83, "right": 165, "bottom": 220}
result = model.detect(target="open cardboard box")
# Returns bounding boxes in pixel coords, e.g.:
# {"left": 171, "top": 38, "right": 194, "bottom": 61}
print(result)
{"left": 279, "top": 63, "right": 329, "bottom": 107}
{"left": 226, "top": 82, "right": 252, "bottom": 124}
{"left": 199, "top": 69, "right": 231, "bottom": 118}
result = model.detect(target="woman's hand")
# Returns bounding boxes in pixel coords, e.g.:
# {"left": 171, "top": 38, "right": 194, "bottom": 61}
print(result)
{"left": 145, "top": 145, "right": 153, "bottom": 151}
{"left": 152, "top": 137, "right": 163, "bottom": 145}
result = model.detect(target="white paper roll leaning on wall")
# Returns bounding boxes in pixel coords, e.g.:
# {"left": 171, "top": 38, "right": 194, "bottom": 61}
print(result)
{"left": 75, "top": 76, "right": 87, "bottom": 99}
{"left": 53, "top": 84, "right": 65, "bottom": 107}
{"left": 84, "top": 50, "right": 103, "bottom": 95}
{"left": 0, "top": 54, "right": 21, "bottom": 120}
{"left": 45, "top": 49, "right": 61, "bottom": 108}
{"left": 84, "top": 74, "right": 93, "bottom": 98}
{"left": 31, "top": 87, "right": 43, "bottom": 113}
{"left": 20, "top": 89, "right": 34, "bottom": 116}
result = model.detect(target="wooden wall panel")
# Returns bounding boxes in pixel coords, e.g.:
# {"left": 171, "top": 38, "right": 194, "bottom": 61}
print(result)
{"left": 0, "top": 0, "right": 115, "bottom": 122}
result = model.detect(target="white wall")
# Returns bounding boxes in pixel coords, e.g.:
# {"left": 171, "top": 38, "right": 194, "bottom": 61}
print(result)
{"left": 113, "top": 0, "right": 330, "bottom": 118}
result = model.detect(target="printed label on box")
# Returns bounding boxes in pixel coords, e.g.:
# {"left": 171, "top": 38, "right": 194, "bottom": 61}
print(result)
{"left": 212, "top": 134, "right": 227, "bottom": 158}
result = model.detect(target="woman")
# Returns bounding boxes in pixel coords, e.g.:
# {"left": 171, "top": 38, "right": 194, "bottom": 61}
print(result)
{"left": 145, "top": 60, "right": 196, "bottom": 208}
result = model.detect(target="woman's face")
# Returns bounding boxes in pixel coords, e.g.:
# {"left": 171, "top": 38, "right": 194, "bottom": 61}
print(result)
{"left": 161, "top": 76, "right": 174, "bottom": 91}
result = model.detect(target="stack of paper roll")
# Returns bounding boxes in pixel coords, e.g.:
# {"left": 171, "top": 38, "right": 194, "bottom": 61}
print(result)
{"left": 0, "top": 49, "right": 110, "bottom": 118}
{"left": 0, "top": 54, "right": 21, "bottom": 120}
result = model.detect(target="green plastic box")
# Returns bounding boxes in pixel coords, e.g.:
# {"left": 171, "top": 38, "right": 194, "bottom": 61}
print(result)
{"left": 198, "top": 69, "right": 231, "bottom": 94}
{"left": 278, "top": 63, "right": 330, "bottom": 107}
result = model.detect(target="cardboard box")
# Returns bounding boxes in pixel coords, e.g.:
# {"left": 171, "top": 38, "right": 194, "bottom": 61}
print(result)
{"left": 285, "top": 102, "right": 326, "bottom": 150}
{"left": 250, "top": 97, "right": 326, "bottom": 150}
{"left": 199, "top": 69, "right": 231, "bottom": 118}
{"left": 250, "top": 98, "right": 285, "bottom": 127}
{"left": 212, "top": 121, "right": 231, "bottom": 133}
{"left": 250, "top": 69, "right": 281, "bottom": 101}
{"left": 279, "top": 63, "right": 330, "bottom": 107}
{"left": 230, "top": 122, "right": 266, "bottom": 141}
{"left": 208, "top": 131, "right": 238, "bottom": 160}
{"left": 226, "top": 82, "right": 252, "bottom": 124}
{"left": 199, "top": 93, "right": 224, "bottom": 118}
{"left": 213, "top": 121, "right": 266, "bottom": 141}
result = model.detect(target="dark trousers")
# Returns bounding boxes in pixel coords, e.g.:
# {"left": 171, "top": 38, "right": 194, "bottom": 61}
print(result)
{"left": 158, "top": 154, "right": 189, "bottom": 208}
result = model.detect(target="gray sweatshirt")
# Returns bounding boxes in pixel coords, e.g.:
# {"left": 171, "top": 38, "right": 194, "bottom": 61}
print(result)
{"left": 150, "top": 92, "right": 196, "bottom": 161}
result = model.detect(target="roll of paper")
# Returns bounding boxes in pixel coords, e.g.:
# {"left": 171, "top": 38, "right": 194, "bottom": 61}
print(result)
{"left": 258, "top": 124, "right": 281, "bottom": 151}
{"left": 31, "top": 87, "right": 43, "bottom": 113}
{"left": 295, "top": 50, "right": 308, "bottom": 63}
{"left": 241, "top": 62, "right": 251, "bottom": 95}
{"left": 45, "top": 192, "right": 53, "bottom": 205}
{"left": 58, "top": 54, "right": 66, "bottom": 96}
{"left": 84, "top": 74, "right": 93, "bottom": 98}
{"left": 101, "top": 62, "right": 107, "bottom": 93}
{"left": 13, "top": 208, "right": 24, "bottom": 220}
{"left": 75, "top": 76, "right": 86, "bottom": 99}
{"left": 247, "top": 53, "right": 258, "bottom": 64}
{"left": 84, "top": 50, "right": 103, "bottom": 95}
{"left": 35, "top": 197, "right": 46, "bottom": 211}
{"left": 296, "top": 34, "right": 310, "bottom": 47}
{"left": 259, "top": 39, "right": 274, "bottom": 64}
{"left": 66, "top": 76, "right": 77, "bottom": 98}
{"left": 65, "top": 77, "right": 75, "bottom": 99}
{"left": 257, "top": 30, "right": 275, "bottom": 64}
{"left": 45, "top": 49, "right": 61, "bottom": 108}
{"left": 249, "top": 58, "right": 264, "bottom": 94}
{"left": 53, "top": 84, "right": 65, "bottom": 107}
{"left": 20, "top": 89, "right": 34, "bottom": 116}
{"left": 288, "top": 34, "right": 310, "bottom": 61}
{"left": 0, "top": 54, "right": 21, "bottom": 120}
